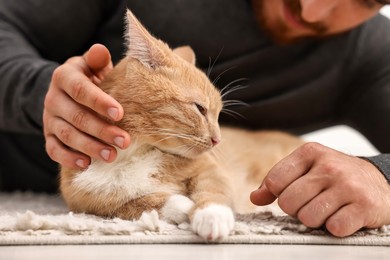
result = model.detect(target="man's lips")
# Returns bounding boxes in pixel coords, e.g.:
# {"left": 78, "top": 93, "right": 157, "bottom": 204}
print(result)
{"left": 283, "top": 2, "right": 307, "bottom": 29}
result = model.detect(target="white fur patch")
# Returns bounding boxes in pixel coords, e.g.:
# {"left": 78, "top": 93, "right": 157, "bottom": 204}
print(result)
{"left": 160, "top": 195, "right": 194, "bottom": 224}
{"left": 138, "top": 210, "right": 160, "bottom": 232}
{"left": 191, "top": 204, "right": 235, "bottom": 241}
{"left": 72, "top": 145, "right": 167, "bottom": 201}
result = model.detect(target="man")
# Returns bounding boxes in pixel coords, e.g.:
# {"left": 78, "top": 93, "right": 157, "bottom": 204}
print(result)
{"left": 1, "top": 0, "right": 389, "bottom": 237}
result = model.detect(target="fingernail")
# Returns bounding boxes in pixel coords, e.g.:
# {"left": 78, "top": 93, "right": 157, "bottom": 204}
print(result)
{"left": 108, "top": 107, "right": 119, "bottom": 120}
{"left": 254, "top": 183, "right": 263, "bottom": 191}
{"left": 101, "top": 149, "right": 111, "bottom": 161}
{"left": 251, "top": 188, "right": 260, "bottom": 195}
{"left": 251, "top": 184, "right": 264, "bottom": 195}
{"left": 76, "top": 159, "right": 85, "bottom": 168}
{"left": 114, "top": 136, "right": 125, "bottom": 148}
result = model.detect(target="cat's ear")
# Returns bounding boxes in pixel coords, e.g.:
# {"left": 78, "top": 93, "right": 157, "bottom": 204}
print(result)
{"left": 125, "top": 9, "right": 165, "bottom": 68}
{"left": 173, "top": 46, "right": 196, "bottom": 65}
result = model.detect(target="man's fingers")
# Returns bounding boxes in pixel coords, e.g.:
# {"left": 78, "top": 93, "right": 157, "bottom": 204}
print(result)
{"left": 264, "top": 143, "right": 320, "bottom": 197}
{"left": 48, "top": 91, "right": 129, "bottom": 149}
{"left": 296, "top": 188, "right": 348, "bottom": 228}
{"left": 51, "top": 64, "right": 123, "bottom": 122}
{"left": 48, "top": 117, "right": 117, "bottom": 163}
{"left": 325, "top": 204, "right": 365, "bottom": 237}
{"left": 45, "top": 135, "right": 91, "bottom": 169}
{"left": 277, "top": 172, "right": 326, "bottom": 216}
{"left": 250, "top": 184, "right": 277, "bottom": 206}
{"left": 250, "top": 143, "right": 318, "bottom": 207}
{"left": 84, "top": 43, "right": 113, "bottom": 76}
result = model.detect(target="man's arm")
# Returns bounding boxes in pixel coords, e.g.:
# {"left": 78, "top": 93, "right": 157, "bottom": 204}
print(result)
{"left": 0, "top": 17, "right": 58, "bottom": 133}
{"left": 326, "top": 15, "right": 390, "bottom": 183}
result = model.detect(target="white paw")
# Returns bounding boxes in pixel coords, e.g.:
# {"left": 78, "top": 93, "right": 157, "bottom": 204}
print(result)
{"left": 191, "top": 204, "right": 235, "bottom": 241}
{"left": 138, "top": 210, "right": 160, "bottom": 231}
{"left": 160, "top": 195, "right": 194, "bottom": 224}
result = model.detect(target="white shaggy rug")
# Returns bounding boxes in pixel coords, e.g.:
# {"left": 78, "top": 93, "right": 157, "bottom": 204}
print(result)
{"left": 1, "top": 192, "right": 390, "bottom": 246}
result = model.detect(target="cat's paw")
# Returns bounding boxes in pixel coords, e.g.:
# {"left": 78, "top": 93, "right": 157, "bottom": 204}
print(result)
{"left": 191, "top": 204, "right": 235, "bottom": 241}
{"left": 160, "top": 194, "right": 194, "bottom": 224}
{"left": 138, "top": 210, "right": 160, "bottom": 231}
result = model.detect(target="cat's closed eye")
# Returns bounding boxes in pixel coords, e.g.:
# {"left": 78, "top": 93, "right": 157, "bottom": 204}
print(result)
{"left": 195, "top": 103, "right": 207, "bottom": 116}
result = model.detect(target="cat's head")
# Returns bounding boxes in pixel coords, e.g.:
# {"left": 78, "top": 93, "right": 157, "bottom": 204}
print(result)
{"left": 100, "top": 10, "right": 223, "bottom": 158}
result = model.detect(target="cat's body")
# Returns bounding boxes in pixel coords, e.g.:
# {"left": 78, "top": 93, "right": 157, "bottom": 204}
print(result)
{"left": 60, "top": 10, "right": 303, "bottom": 241}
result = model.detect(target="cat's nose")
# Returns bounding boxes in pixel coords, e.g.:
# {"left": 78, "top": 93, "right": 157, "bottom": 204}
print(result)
{"left": 211, "top": 137, "right": 220, "bottom": 146}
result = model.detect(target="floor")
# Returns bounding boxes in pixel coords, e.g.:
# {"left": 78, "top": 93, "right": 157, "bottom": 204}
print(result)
{"left": 1, "top": 244, "right": 390, "bottom": 260}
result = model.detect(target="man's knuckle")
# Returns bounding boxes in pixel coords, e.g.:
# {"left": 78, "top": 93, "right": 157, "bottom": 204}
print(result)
{"left": 319, "top": 161, "right": 340, "bottom": 176}
{"left": 70, "top": 78, "right": 87, "bottom": 101}
{"left": 300, "top": 142, "right": 323, "bottom": 156}
{"left": 264, "top": 177, "right": 280, "bottom": 194}
{"left": 45, "top": 139, "right": 59, "bottom": 160}
{"left": 85, "top": 91, "right": 99, "bottom": 110}
{"left": 297, "top": 210, "right": 313, "bottom": 227}
{"left": 45, "top": 140, "right": 54, "bottom": 156}
{"left": 97, "top": 125, "right": 107, "bottom": 140}
{"left": 325, "top": 220, "right": 347, "bottom": 237}
{"left": 59, "top": 125, "right": 73, "bottom": 144}
{"left": 51, "top": 66, "right": 65, "bottom": 83}
{"left": 72, "top": 110, "right": 88, "bottom": 129}
{"left": 277, "top": 197, "right": 294, "bottom": 215}
{"left": 44, "top": 90, "right": 57, "bottom": 109}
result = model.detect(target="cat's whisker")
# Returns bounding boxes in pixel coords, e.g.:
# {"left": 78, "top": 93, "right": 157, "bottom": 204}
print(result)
{"left": 223, "top": 100, "right": 249, "bottom": 108}
{"left": 172, "top": 143, "right": 195, "bottom": 157}
{"left": 221, "top": 108, "right": 246, "bottom": 120}
{"left": 221, "top": 85, "right": 248, "bottom": 100}
{"left": 220, "top": 78, "right": 248, "bottom": 94}
{"left": 207, "top": 47, "right": 224, "bottom": 77}
{"left": 151, "top": 135, "right": 194, "bottom": 147}
{"left": 210, "top": 146, "right": 225, "bottom": 162}
{"left": 155, "top": 132, "right": 192, "bottom": 140}
{"left": 212, "top": 67, "right": 234, "bottom": 86}
{"left": 143, "top": 129, "right": 209, "bottom": 148}
{"left": 151, "top": 136, "right": 177, "bottom": 146}
{"left": 142, "top": 128, "right": 194, "bottom": 140}
{"left": 220, "top": 80, "right": 249, "bottom": 100}
{"left": 171, "top": 143, "right": 192, "bottom": 153}
{"left": 153, "top": 128, "right": 209, "bottom": 143}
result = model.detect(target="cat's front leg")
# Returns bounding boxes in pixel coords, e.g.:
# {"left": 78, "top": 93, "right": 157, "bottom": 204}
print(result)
{"left": 160, "top": 194, "right": 195, "bottom": 224}
{"left": 161, "top": 194, "right": 235, "bottom": 241}
{"left": 188, "top": 159, "right": 235, "bottom": 241}
{"left": 191, "top": 204, "right": 234, "bottom": 241}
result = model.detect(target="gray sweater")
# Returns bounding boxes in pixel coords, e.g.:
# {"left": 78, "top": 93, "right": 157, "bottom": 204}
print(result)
{"left": 0, "top": 0, "right": 389, "bottom": 191}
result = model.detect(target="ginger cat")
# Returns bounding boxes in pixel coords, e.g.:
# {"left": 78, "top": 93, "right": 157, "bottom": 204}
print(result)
{"left": 60, "top": 10, "right": 303, "bottom": 241}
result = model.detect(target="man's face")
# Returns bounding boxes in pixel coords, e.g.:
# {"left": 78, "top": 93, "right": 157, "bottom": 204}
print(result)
{"left": 252, "top": 0, "right": 383, "bottom": 43}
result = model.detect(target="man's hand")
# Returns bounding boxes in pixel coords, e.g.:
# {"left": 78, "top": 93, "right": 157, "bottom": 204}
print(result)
{"left": 43, "top": 44, "right": 131, "bottom": 169}
{"left": 250, "top": 142, "right": 390, "bottom": 237}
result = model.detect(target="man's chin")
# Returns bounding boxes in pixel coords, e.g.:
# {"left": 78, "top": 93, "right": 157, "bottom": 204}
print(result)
{"left": 261, "top": 26, "right": 336, "bottom": 45}
{"left": 267, "top": 33, "right": 316, "bottom": 45}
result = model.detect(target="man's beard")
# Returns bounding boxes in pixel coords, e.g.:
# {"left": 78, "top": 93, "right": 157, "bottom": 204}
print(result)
{"left": 251, "top": 0, "right": 329, "bottom": 44}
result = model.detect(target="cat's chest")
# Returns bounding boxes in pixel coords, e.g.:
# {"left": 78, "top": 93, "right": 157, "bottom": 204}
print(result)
{"left": 72, "top": 147, "right": 175, "bottom": 199}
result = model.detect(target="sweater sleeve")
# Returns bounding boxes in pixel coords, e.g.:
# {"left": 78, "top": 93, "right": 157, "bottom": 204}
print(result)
{"left": 0, "top": 16, "right": 58, "bottom": 134}
{"left": 365, "top": 155, "right": 390, "bottom": 183}
{"left": 339, "top": 16, "right": 390, "bottom": 183}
